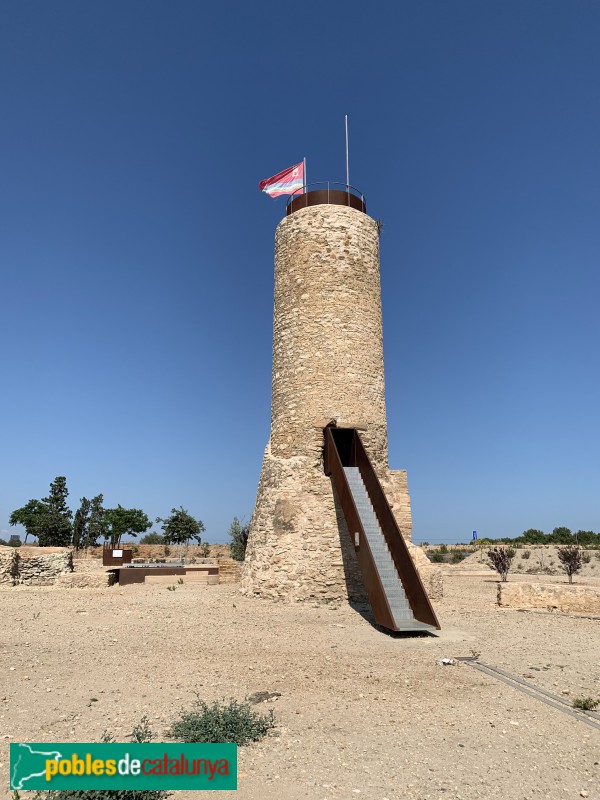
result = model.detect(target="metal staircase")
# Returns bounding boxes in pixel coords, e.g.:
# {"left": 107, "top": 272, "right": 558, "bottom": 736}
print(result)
{"left": 324, "top": 426, "right": 440, "bottom": 633}
{"left": 344, "top": 467, "right": 432, "bottom": 631}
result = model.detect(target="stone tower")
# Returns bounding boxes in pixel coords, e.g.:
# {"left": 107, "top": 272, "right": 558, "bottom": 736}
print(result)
{"left": 242, "top": 190, "right": 441, "bottom": 603}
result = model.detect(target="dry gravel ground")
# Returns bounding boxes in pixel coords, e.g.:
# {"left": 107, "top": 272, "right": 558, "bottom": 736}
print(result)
{"left": 1, "top": 571, "right": 599, "bottom": 800}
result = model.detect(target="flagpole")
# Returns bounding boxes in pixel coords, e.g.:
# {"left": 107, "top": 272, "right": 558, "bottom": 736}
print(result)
{"left": 345, "top": 115, "right": 349, "bottom": 190}
{"left": 303, "top": 156, "right": 307, "bottom": 194}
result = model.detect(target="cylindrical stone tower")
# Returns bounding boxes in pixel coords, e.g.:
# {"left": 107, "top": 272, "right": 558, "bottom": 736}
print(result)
{"left": 271, "top": 204, "right": 387, "bottom": 469}
{"left": 242, "top": 190, "right": 441, "bottom": 603}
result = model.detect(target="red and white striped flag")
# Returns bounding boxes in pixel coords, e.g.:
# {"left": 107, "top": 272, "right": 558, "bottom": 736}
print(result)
{"left": 259, "top": 161, "right": 304, "bottom": 198}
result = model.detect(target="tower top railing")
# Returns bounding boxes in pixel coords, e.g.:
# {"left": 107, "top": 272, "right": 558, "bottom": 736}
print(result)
{"left": 285, "top": 182, "right": 367, "bottom": 216}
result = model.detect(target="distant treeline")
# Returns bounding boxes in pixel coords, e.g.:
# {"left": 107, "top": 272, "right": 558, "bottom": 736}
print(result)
{"left": 473, "top": 527, "right": 600, "bottom": 547}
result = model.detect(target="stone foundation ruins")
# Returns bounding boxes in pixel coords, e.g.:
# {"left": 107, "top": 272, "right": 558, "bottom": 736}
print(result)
{"left": 0, "top": 546, "right": 73, "bottom": 586}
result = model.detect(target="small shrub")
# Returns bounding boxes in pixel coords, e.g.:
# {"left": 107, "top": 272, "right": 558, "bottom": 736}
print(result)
{"left": 169, "top": 697, "right": 275, "bottom": 746}
{"left": 164, "top": 546, "right": 171, "bottom": 556}
{"left": 8, "top": 535, "right": 22, "bottom": 547}
{"left": 177, "top": 578, "right": 184, "bottom": 584}
{"left": 487, "top": 547, "right": 516, "bottom": 582}
{"left": 595, "top": 552, "right": 600, "bottom": 561}
{"left": 582, "top": 552, "right": 591, "bottom": 564}
{"left": 556, "top": 545, "right": 583, "bottom": 584}
{"left": 228, "top": 517, "right": 249, "bottom": 562}
{"left": 200, "top": 542, "right": 211, "bottom": 558}
{"left": 439, "top": 544, "right": 448, "bottom": 554}
{"left": 451, "top": 551, "right": 466, "bottom": 563}
{"left": 572, "top": 697, "right": 600, "bottom": 711}
{"left": 521, "top": 550, "right": 531, "bottom": 560}
{"left": 430, "top": 552, "right": 444, "bottom": 563}
{"left": 139, "top": 532, "right": 165, "bottom": 545}
{"left": 166, "top": 585, "right": 176, "bottom": 591}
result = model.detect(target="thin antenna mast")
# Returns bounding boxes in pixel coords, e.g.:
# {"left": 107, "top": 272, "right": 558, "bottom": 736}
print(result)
{"left": 345, "top": 115, "right": 350, "bottom": 189}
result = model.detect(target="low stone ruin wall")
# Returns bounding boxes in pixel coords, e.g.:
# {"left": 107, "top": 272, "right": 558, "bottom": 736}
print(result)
{"left": 217, "top": 558, "right": 242, "bottom": 583}
{"left": 0, "top": 547, "right": 73, "bottom": 586}
{"left": 85, "top": 543, "right": 231, "bottom": 561}
{"left": 498, "top": 581, "right": 600, "bottom": 614}
{"left": 0, "top": 548, "right": 18, "bottom": 584}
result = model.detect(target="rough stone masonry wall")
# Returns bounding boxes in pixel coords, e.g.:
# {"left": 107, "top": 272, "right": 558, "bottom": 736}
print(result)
{"left": 498, "top": 582, "right": 600, "bottom": 614}
{"left": 242, "top": 205, "right": 441, "bottom": 603}
{"left": 270, "top": 205, "right": 388, "bottom": 471}
{"left": 0, "top": 546, "right": 73, "bottom": 586}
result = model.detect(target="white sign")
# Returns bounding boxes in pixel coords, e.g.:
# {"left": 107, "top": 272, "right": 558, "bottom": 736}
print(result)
{"left": 113, "top": 549, "right": 123, "bottom": 557}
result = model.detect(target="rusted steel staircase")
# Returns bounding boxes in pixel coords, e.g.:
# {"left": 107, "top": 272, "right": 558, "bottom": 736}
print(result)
{"left": 323, "top": 427, "right": 440, "bottom": 633}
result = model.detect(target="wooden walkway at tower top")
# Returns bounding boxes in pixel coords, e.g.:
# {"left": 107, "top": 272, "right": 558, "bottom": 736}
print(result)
{"left": 324, "top": 427, "right": 440, "bottom": 634}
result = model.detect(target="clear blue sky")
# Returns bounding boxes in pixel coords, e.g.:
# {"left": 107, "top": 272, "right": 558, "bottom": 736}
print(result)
{"left": 2, "top": 1, "right": 599, "bottom": 544}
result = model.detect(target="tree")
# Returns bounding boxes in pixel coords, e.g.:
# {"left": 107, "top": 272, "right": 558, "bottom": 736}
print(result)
{"left": 9, "top": 499, "right": 49, "bottom": 543}
{"left": 228, "top": 517, "right": 249, "bottom": 562}
{"left": 520, "top": 529, "right": 546, "bottom": 545}
{"left": 156, "top": 507, "right": 204, "bottom": 547}
{"left": 72, "top": 497, "right": 91, "bottom": 550}
{"left": 9, "top": 477, "right": 73, "bottom": 547}
{"left": 85, "top": 494, "right": 107, "bottom": 548}
{"left": 39, "top": 476, "right": 73, "bottom": 546}
{"left": 104, "top": 506, "right": 151, "bottom": 548}
{"left": 550, "top": 527, "right": 573, "bottom": 545}
{"left": 556, "top": 545, "right": 583, "bottom": 584}
{"left": 140, "top": 532, "right": 165, "bottom": 544}
{"left": 487, "top": 547, "right": 516, "bottom": 582}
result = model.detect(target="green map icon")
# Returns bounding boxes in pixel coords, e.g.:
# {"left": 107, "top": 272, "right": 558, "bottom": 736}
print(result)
{"left": 11, "top": 743, "right": 63, "bottom": 790}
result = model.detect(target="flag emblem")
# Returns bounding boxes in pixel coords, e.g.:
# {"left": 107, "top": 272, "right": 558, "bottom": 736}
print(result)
{"left": 259, "top": 162, "right": 304, "bottom": 198}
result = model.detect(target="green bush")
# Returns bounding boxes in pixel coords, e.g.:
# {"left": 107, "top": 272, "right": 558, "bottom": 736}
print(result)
{"left": 169, "top": 698, "right": 275, "bottom": 746}
{"left": 573, "top": 697, "right": 599, "bottom": 711}
{"left": 451, "top": 551, "right": 466, "bottom": 563}
{"left": 228, "top": 518, "right": 249, "bottom": 562}
{"left": 28, "top": 718, "right": 171, "bottom": 800}
{"left": 430, "top": 552, "right": 445, "bottom": 563}
{"left": 139, "top": 532, "right": 164, "bottom": 545}
{"left": 200, "top": 542, "right": 211, "bottom": 558}
{"left": 521, "top": 550, "right": 531, "bottom": 559}
{"left": 439, "top": 544, "right": 448, "bottom": 554}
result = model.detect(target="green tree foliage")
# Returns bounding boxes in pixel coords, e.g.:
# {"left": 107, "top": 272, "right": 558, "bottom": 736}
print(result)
{"left": 72, "top": 498, "right": 91, "bottom": 550}
{"left": 556, "top": 545, "right": 583, "bottom": 584}
{"left": 85, "top": 494, "right": 107, "bottom": 548}
{"left": 156, "top": 507, "right": 204, "bottom": 546}
{"left": 104, "top": 506, "right": 151, "bottom": 548}
{"left": 140, "top": 531, "right": 165, "bottom": 544}
{"left": 228, "top": 517, "right": 249, "bottom": 562}
{"left": 9, "top": 499, "right": 49, "bottom": 543}
{"left": 484, "top": 528, "right": 600, "bottom": 547}
{"left": 551, "top": 526, "right": 573, "bottom": 543}
{"left": 10, "top": 477, "right": 73, "bottom": 547}
{"left": 518, "top": 529, "right": 547, "bottom": 545}
{"left": 487, "top": 547, "right": 516, "bottom": 581}
{"left": 40, "top": 476, "right": 73, "bottom": 546}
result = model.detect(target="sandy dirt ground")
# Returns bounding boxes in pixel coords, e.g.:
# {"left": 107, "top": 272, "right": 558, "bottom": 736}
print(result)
{"left": 1, "top": 569, "right": 599, "bottom": 800}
